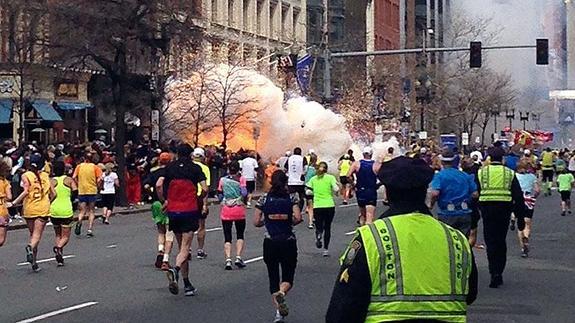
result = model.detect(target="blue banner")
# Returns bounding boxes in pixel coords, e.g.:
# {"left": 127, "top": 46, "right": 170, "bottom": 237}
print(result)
{"left": 296, "top": 54, "right": 314, "bottom": 94}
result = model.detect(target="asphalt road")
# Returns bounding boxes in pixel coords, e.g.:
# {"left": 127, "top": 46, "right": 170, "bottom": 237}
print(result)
{"left": 1, "top": 193, "right": 574, "bottom": 323}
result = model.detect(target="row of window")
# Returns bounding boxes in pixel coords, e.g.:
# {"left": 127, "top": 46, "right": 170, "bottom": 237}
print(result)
{"left": 211, "top": 0, "right": 302, "bottom": 42}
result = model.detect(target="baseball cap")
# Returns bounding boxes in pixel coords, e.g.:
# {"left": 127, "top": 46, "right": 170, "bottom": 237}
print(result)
{"left": 363, "top": 147, "right": 373, "bottom": 155}
{"left": 193, "top": 148, "right": 205, "bottom": 158}
{"left": 30, "top": 153, "right": 45, "bottom": 170}
{"left": 439, "top": 147, "right": 456, "bottom": 162}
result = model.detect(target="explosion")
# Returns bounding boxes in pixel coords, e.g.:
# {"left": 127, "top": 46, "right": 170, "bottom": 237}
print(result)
{"left": 162, "top": 64, "right": 354, "bottom": 165}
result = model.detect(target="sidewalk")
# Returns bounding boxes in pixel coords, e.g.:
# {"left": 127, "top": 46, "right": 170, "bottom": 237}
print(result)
{"left": 7, "top": 191, "right": 264, "bottom": 231}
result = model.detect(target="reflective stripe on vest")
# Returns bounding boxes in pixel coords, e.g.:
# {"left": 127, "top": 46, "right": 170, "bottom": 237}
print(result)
{"left": 478, "top": 165, "right": 514, "bottom": 202}
{"left": 358, "top": 214, "right": 471, "bottom": 323}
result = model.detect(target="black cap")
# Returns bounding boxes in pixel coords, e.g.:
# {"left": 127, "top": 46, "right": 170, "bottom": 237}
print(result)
{"left": 440, "top": 146, "right": 456, "bottom": 162}
{"left": 378, "top": 156, "right": 434, "bottom": 190}
{"left": 487, "top": 146, "right": 505, "bottom": 162}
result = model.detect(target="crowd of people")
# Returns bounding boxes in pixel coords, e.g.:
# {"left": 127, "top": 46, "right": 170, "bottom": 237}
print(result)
{"left": 1, "top": 136, "right": 574, "bottom": 323}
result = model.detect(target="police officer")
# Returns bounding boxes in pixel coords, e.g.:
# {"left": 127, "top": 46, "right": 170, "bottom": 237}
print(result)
{"left": 478, "top": 146, "right": 526, "bottom": 288}
{"left": 326, "top": 156, "right": 478, "bottom": 323}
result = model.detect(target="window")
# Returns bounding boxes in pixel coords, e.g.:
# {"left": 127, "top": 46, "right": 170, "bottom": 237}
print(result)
{"left": 256, "top": 1, "right": 263, "bottom": 34}
{"left": 281, "top": 5, "right": 288, "bottom": 40}
{"left": 243, "top": 0, "right": 250, "bottom": 32}
{"left": 212, "top": 0, "right": 218, "bottom": 21}
{"left": 292, "top": 9, "right": 300, "bottom": 39}
{"left": 270, "top": 2, "right": 277, "bottom": 38}
{"left": 228, "top": 0, "right": 234, "bottom": 27}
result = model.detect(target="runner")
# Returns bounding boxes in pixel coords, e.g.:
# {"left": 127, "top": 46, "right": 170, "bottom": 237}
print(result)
{"left": 146, "top": 153, "right": 173, "bottom": 270}
{"left": 337, "top": 154, "right": 352, "bottom": 205}
{"left": 0, "top": 159, "right": 12, "bottom": 247}
{"left": 557, "top": 168, "right": 575, "bottom": 216}
{"left": 430, "top": 148, "right": 478, "bottom": 237}
{"left": 568, "top": 152, "right": 575, "bottom": 177}
{"left": 347, "top": 147, "right": 380, "bottom": 225}
{"left": 100, "top": 163, "right": 119, "bottom": 225}
{"left": 217, "top": 161, "right": 248, "bottom": 270}
{"left": 49, "top": 161, "right": 77, "bottom": 266}
{"left": 306, "top": 161, "right": 339, "bottom": 257}
{"left": 157, "top": 144, "right": 208, "bottom": 296}
{"left": 12, "top": 153, "right": 56, "bottom": 272}
{"left": 515, "top": 161, "right": 540, "bottom": 257}
{"left": 240, "top": 151, "right": 258, "bottom": 208}
{"left": 304, "top": 153, "right": 318, "bottom": 229}
{"left": 192, "top": 148, "right": 211, "bottom": 260}
{"left": 540, "top": 147, "right": 555, "bottom": 196}
{"left": 287, "top": 147, "right": 307, "bottom": 212}
{"left": 73, "top": 152, "right": 103, "bottom": 237}
{"left": 254, "top": 170, "right": 302, "bottom": 323}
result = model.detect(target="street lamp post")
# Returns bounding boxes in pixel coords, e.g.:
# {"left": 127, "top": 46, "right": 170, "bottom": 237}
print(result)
{"left": 490, "top": 108, "right": 500, "bottom": 135}
{"left": 531, "top": 113, "right": 540, "bottom": 129}
{"left": 520, "top": 111, "right": 530, "bottom": 130}
{"left": 506, "top": 108, "right": 515, "bottom": 129}
{"left": 415, "top": 77, "right": 432, "bottom": 132}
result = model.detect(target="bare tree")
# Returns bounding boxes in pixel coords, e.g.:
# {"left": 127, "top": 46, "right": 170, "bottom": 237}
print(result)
{"left": 205, "top": 63, "right": 261, "bottom": 150}
{"left": 162, "top": 63, "right": 218, "bottom": 146}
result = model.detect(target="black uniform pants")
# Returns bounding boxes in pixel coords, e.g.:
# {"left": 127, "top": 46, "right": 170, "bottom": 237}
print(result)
{"left": 263, "top": 238, "right": 298, "bottom": 294}
{"left": 480, "top": 202, "right": 512, "bottom": 276}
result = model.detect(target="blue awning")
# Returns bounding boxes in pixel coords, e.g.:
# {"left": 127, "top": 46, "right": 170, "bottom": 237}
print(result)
{"left": 32, "top": 100, "right": 62, "bottom": 121}
{"left": 56, "top": 101, "right": 93, "bottom": 110}
{"left": 0, "top": 99, "right": 12, "bottom": 124}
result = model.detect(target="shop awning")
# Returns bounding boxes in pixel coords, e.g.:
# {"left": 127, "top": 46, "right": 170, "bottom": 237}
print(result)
{"left": 32, "top": 100, "right": 62, "bottom": 121}
{"left": 56, "top": 101, "right": 93, "bottom": 110}
{"left": 0, "top": 99, "right": 12, "bottom": 124}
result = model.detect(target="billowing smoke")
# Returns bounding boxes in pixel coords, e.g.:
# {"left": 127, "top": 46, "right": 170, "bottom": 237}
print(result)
{"left": 162, "top": 64, "right": 353, "bottom": 165}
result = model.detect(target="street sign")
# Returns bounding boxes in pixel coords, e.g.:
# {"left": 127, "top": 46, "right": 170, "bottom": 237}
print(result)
{"left": 462, "top": 132, "right": 469, "bottom": 146}
{"left": 419, "top": 131, "right": 427, "bottom": 140}
{"left": 151, "top": 110, "right": 160, "bottom": 141}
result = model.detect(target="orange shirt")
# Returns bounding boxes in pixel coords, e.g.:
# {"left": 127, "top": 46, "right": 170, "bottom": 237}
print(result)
{"left": 0, "top": 178, "right": 10, "bottom": 217}
{"left": 73, "top": 162, "right": 103, "bottom": 195}
{"left": 22, "top": 171, "right": 51, "bottom": 217}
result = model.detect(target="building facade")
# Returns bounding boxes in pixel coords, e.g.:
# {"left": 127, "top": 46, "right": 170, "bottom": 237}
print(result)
{"left": 0, "top": 2, "right": 97, "bottom": 143}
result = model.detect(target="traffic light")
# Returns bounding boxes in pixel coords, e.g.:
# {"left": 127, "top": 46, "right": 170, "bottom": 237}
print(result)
{"left": 470, "top": 41, "right": 482, "bottom": 68}
{"left": 536, "top": 38, "right": 549, "bottom": 65}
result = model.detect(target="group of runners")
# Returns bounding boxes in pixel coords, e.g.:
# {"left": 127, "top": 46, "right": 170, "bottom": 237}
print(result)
{"left": 0, "top": 151, "right": 118, "bottom": 271}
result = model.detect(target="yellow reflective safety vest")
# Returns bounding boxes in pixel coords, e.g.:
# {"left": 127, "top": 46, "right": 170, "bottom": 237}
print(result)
{"left": 541, "top": 151, "right": 554, "bottom": 170}
{"left": 356, "top": 214, "right": 472, "bottom": 323}
{"left": 478, "top": 164, "right": 514, "bottom": 202}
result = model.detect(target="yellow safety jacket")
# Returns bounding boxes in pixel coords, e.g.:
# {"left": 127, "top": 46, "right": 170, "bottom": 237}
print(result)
{"left": 478, "top": 164, "right": 514, "bottom": 202}
{"left": 355, "top": 214, "right": 472, "bottom": 323}
{"left": 541, "top": 151, "right": 554, "bottom": 170}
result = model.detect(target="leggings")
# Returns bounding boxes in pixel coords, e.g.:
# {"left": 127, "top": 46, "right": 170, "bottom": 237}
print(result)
{"left": 222, "top": 219, "right": 246, "bottom": 243}
{"left": 314, "top": 207, "right": 335, "bottom": 249}
{"left": 263, "top": 238, "right": 298, "bottom": 294}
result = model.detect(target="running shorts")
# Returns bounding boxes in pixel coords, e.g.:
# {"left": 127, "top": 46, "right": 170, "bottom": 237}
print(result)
{"left": 0, "top": 215, "right": 8, "bottom": 227}
{"left": 168, "top": 216, "right": 199, "bottom": 234}
{"left": 357, "top": 199, "right": 377, "bottom": 208}
{"left": 542, "top": 170, "right": 554, "bottom": 182}
{"left": 78, "top": 194, "right": 98, "bottom": 204}
{"left": 101, "top": 194, "right": 116, "bottom": 211}
{"left": 151, "top": 201, "right": 169, "bottom": 225}
{"left": 560, "top": 190, "right": 571, "bottom": 202}
{"left": 51, "top": 217, "right": 73, "bottom": 227}
{"left": 524, "top": 208, "right": 534, "bottom": 219}
{"left": 340, "top": 176, "right": 349, "bottom": 185}
{"left": 246, "top": 181, "right": 256, "bottom": 194}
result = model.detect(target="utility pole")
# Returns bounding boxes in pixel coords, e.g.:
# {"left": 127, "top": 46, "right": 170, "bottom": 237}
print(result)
{"left": 322, "top": 0, "right": 331, "bottom": 100}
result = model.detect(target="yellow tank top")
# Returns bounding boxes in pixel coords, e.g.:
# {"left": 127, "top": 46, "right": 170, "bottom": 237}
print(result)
{"left": 339, "top": 160, "right": 351, "bottom": 177}
{"left": 23, "top": 171, "right": 51, "bottom": 217}
{"left": 0, "top": 178, "right": 10, "bottom": 217}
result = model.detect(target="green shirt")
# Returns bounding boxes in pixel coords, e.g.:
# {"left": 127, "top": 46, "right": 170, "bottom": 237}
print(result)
{"left": 307, "top": 174, "right": 338, "bottom": 208}
{"left": 557, "top": 173, "right": 575, "bottom": 192}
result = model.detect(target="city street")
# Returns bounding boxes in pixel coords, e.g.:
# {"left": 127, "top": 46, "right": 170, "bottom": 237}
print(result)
{"left": 1, "top": 194, "right": 574, "bottom": 323}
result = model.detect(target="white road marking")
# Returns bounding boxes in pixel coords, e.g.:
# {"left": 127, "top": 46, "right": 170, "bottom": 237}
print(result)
{"left": 339, "top": 199, "right": 386, "bottom": 208}
{"left": 244, "top": 256, "right": 264, "bottom": 264}
{"left": 16, "top": 301, "right": 98, "bottom": 323}
{"left": 17, "top": 255, "right": 76, "bottom": 266}
{"left": 205, "top": 227, "right": 222, "bottom": 232}
{"left": 106, "top": 244, "right": 117, "bottom": 248}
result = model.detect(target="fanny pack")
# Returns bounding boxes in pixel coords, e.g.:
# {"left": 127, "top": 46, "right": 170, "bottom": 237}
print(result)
{"left": 224, "top": 197, "right": 244, "bottom": 207}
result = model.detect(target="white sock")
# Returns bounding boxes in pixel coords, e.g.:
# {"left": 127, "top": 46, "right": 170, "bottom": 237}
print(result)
{"left": 158, "top": 244, "right": 164, "bottom": 253}
{"left": 162, "top": 253, "right": 169, "bottom": 262}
